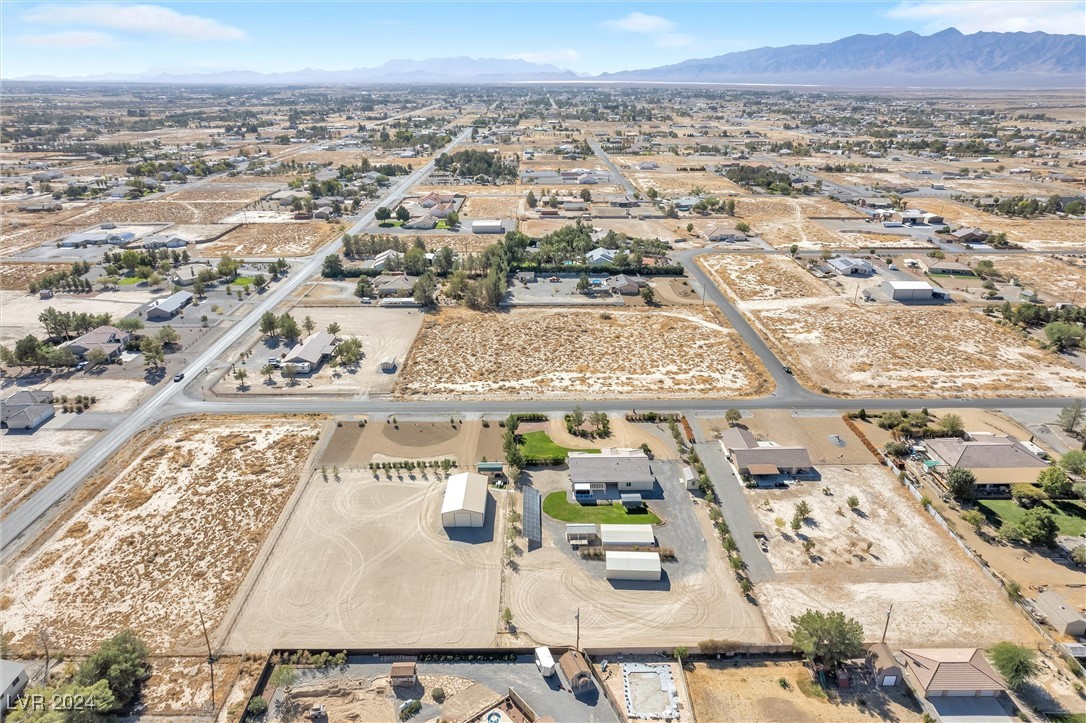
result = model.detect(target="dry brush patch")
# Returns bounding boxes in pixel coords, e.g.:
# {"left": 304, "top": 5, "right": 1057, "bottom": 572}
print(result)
{"left": 0, "top": 415, "right": 323, "bottom": 653}
{"left": 77, "top": 200, "right": 247, "bottom": 225}
{"left": 0, "top": 453, "right": 70, "bottom": 515}
{"left": 396, "top": 307, "right": 770, "bottom": 399}
{"left": 698, "top": 254, "right": 831, "bottom": 301}
{"left": 983, "top": 254, "right": 1086, "bottom": 302}
{"left": 750, "top": 303, "right": 1085, "bottom": 398}
{"left": 200, "top": 221, "right": 342, "bottom": 256}
{"left": 460, "top": 196, "right": 520, "bottom": 218}
{"left": 910, "top": 198, "right": 1086, "bottom": 247}
{"left": 0, "top": 262, "right": 73, "bottom": 290}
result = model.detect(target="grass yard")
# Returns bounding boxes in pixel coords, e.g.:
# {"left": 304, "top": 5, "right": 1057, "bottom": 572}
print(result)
{"left": 978, "top": 499, "right": 1086, "bottom": 536}
{"left": 118, "top": 276, "right": 145, "bottom": 286}
{"left": 542, "top": 491, "right": 661, "bottom": 524}
{"left": 231, "top": 276, "right": 255, "bottom": 286}
{"left": 520, "top": 431, "right": 597, "bottom": 461}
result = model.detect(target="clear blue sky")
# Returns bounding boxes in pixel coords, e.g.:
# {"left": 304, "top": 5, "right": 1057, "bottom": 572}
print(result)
{"left": 3, "top": 1, "right": 1084, "bottom": 78}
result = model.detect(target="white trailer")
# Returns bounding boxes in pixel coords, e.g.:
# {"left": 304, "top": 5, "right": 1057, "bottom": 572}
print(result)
{"left": 534, "top": 646, "right": 556, "bottom": 676}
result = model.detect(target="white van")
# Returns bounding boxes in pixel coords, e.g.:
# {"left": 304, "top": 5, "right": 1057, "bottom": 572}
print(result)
{"left": 534, "top": 646, "right": 556, "bottom": 677}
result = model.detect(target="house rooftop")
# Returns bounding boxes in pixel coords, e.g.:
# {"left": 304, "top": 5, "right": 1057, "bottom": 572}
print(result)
{"left": 900, "top": 649, "right": 1005, "bottom": 694}
{"left": 568, "top": 451, "right": 653, "bottom": 487}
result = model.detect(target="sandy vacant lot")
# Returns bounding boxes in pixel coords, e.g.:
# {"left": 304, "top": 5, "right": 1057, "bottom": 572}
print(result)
{"left": 200, "top": 221, "right": 342, "bottom": 257}
{"left": 749, "top": 302, "right": 1085, "bottom": 397}
{"left": 77, "top": 200, "right": 246, "bottom": 226}
{"left": 0, "top": 452, "right": 69, "bottom": 517}
{"left": 698, "top": 254, "right": 831, "bottom": 301}
{"left": 730, "top": 198, "right": 849, "bottom": 250}
{"left": 687, "top": 661, "right": 923, "bottom": 723}
{"left": 982, "top": 255, "right": 1086, "bottom": 303}
{"left": 397, "top": 307, "right": 771, "bottom": 399}
{"left": 226, "top": 469, "right": 504, "bottom": 651}
{"left": 461, "top": 196, "right": 521, "bottom": 218}
{"left": 753, "top": 466, "right": 1039, "bottom": 647}
{"left": 0, "top": 415, "right": 322, "bottom": 653}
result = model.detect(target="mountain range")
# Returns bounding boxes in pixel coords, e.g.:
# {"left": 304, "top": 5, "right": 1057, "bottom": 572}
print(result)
{"left": 12, "top": 28, "right": 1085, "bottom": 88}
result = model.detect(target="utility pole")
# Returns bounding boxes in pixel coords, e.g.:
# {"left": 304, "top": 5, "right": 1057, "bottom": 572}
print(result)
{"left": 575, "top": 607, "right": 580, "bottom": 652}
{"left": 880, "top": 603, "right": 894, "bottom": 644}
{"left": 199, "top": 610, "right": 216, "bottom": 712}
{"left": 39, "top": 630, "right": 51, "bottom": 685}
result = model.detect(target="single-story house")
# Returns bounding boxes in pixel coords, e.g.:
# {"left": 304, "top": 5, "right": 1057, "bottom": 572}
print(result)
{"left": 372, "top": 274, "right": 417, "bottom": 297}
{"left": 569, "top": 449, "right": 654, "bottom": 497}
{"left": 558, "top": 651, "right": 594, "bottom": 695}
{"left": 927, "top": 260, "right": 974, "bottom": 275}
{"left": 514, "top": 271, "right": 536, "bottom": 284}
{"left": 1, "top": 659, "right": 29, "bottom": 710}
{"left": 706, "top": 226, "right": 747, "bottom": 243}
{"left": 172, "top": 264, "right": 211, "bottom": 286}
{"left": 0, "top": 390, "right": 55, "bottom": 430}
{"left": 895, "top": 209, "right": 925, "bottom": 224}
{"left": 429, "top": 201, "right": 457, "bottom": 219}
{"left": 284, "top": 332, "right": 336, "bottom": 373}
{"left": 63, "top": 325, "right": 131, "bottom": 360}
{"left": 364, "top": 249, "right": 405, "bottom": 271}
{"left": 606, "top": 274, "right": 647, "bottom": 295}
{"left": 145, "top": 290, "right": 193, "bottom": 321}
{"left": 586, "top": 247, "right": 616, "bottom": 264}
{"left": 899, "top": 649, "right": 1006, "bottom": 697}
{"left": 418, "top": 191, "right": 454, "bottom": 208}
{"left": 1032, "top": 591, "right": 1086, "bottom": 636}
{"left": 921, "top": 213, "right": 944, "bottom": 225}
{"left": 390, "top": 661, "right": 418, "bottom": 687}
{"left": 860, "top": 198, "right": 893, "bottom": 209}
{"left": 924, "top": 433, "right": 1048, "bottom": 497}
{"left": 605, "top": 551, "right": 661, "bottom": 581}
{"left": 828, "top": 257, "right": 875, "bottom": 276}
{"left": 721, "top": 427, "right": 813, "bottom": 479}
{"left": 441, "top": 472, "right": 488, "bottom": 528}
{"left": 951, "top": 227, "right": 988, "bottom": 243}
{"left": 867, "top": 643, "right": 903, "bottom": 688}
{"left": 404, "top": 216, "right": 437, "bottom": 230}
{"left": 881, "top": 280, "right": 935, "bottom": 301}
{"left": 610, "top": 195, "right": 640, "bottom": 208}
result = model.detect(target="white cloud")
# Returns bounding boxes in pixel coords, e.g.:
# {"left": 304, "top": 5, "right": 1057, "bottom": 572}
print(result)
{"left": 19, "top": 30, "right": 116, "bottom": 48}
{"left": 24, "top": 3, "right": 247, "bottom": 41}
{"left": 886, "top": 1, "right": 1085, "bottom": 34}
{"left": 602, "top": 12, "right": 677, "bottom": 35}
{"left": 507, "top": 49, "right": 579, "bottom": 66}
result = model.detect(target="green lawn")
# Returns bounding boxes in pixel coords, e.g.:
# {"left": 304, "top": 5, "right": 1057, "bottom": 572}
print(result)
{"left": 542, "top": 491, "right": 661, "bottom": 525}
{"left": 118, "top": 276, "right": 145, "bottom": 286}
{"left": 519, "top": 430, "right": 598, "bottom": 461}
{"left": 232, "top": 276, "right": 255, "bottom": 286}
{"left": 435, "top": 220, "right": 449, "bottom": 229}
{"left": 377, "top": 220, "right": 403, "bottom": 227}
{"left": 978, "top": 499, "right": 1086, "bottom": 536}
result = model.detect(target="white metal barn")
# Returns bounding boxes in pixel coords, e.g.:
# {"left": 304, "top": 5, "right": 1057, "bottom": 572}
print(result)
{"left": 882, "top": 280, "right": 934, "bottom": 301}
{"left": 599, "top": 524, "right": 655, "bottom": 547}
{"left": 441, "top": 472, "right": 488, "bottom": 528}
{"left": 605, "top": 551, "right": 661, "bottom": 581}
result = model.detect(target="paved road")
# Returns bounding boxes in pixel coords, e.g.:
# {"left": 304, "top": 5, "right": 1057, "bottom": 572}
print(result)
{"left": 586, "top": 138, "right": 636, "bottom": 196}
{"left": 673, "top": 248, "right": 813, "bottom": 400}
{"left": 0, "top": 128, "right": 473, "bottom": 554}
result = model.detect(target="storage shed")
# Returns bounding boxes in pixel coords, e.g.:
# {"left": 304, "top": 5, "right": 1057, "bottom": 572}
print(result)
{"left": 599, "top": 524, "right": 655, "bottom": 548}
{"left": 881, "top": 280, "right": 934, "bottom": 301}
{"left": 558, "top": 651, "right": 594, "bottom": 694}
{"left": 390, "top": 661, "right": 417, "bottom": 687}
{"left": 868, "top": 643, "right": 903, "bottom": 687}
{"left": 1033, "top": 590, "right": 1086, "bottom": 637}
{"left": 441, "top": 472, "right": 488, "bottom": 528}
{"left": 605, "top": 551, "right": 661, "bottom": 581}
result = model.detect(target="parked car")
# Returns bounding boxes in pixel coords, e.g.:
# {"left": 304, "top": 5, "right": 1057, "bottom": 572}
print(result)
{"left": 173, "top": 373, "right": 185, "bottom": 383}
{"left": 306, "top": 704, "right": 326, "bottom": 720}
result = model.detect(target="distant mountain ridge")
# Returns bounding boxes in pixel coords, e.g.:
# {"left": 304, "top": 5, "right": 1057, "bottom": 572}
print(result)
{"left": 602, "top": 28, "right": 1085, "bottom": 88}
{"left": 10, "top": 29, "right": 1085, "bottom": 88}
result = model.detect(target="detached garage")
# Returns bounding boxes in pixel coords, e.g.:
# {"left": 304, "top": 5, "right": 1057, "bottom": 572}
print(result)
{"left": 441, "top": 472, "right": 488, "bottom": 528}
{"left": 605, "top": 551, "right": 661, "bottom": 581}
{"left": 882, "top": 280, "right": 935, "bottom": 301}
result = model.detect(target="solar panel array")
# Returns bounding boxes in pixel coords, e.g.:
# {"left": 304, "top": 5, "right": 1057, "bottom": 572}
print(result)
{"left": 523, "top": 487, "right": 542, "bottom": 546}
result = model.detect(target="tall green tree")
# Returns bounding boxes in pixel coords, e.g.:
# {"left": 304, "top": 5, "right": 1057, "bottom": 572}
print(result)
{"left": 1037, "top": 466, "right": 1071, "bottom": 498}
{"left": 790, "top": 609, "right": 864, "bottom": 670}
{"left": 987, "top": 643, "right": 1036, "bottom": 690}
{"left": 76, "top": 629, "right": 151, "bottom": 712}
{"left": 945, "top": 467, "right": 977, "bottom": 500}
{"left": 259, "top": 311, "right": 278, "bottom": 337}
